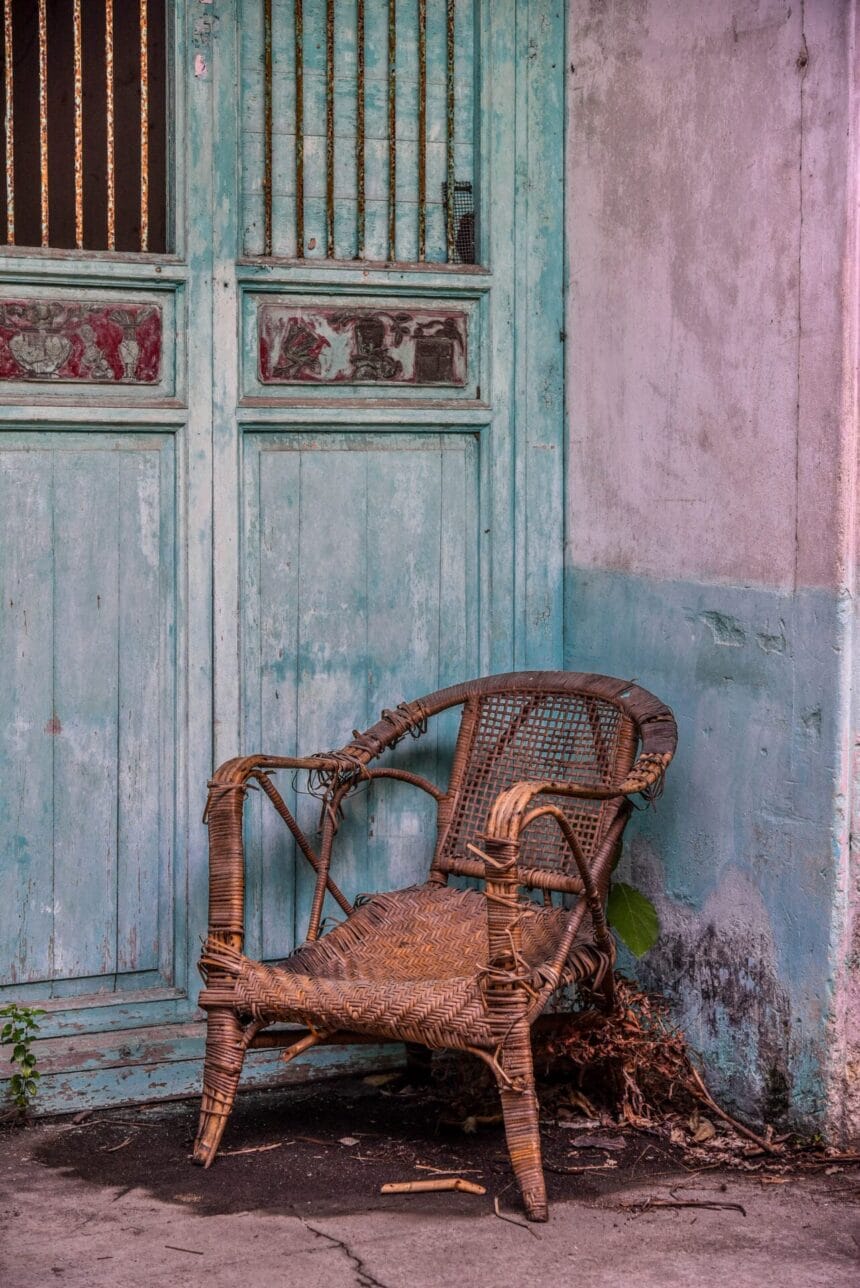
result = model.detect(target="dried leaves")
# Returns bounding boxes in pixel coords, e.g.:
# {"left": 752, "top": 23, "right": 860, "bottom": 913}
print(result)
{"left": 427, "top": 974, "right": 859, "bottom": 1180}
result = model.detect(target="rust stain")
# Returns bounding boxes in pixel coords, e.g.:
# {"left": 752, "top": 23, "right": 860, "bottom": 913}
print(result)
{"left": 139, "top": 0, "right": 149, "bottom": 251}
{"left": 73, "top": 0, "right": 83, "bottom": 248}
{"left": 44, "top": 714, "right": 62, "bottom": 735}
{"left": 356, "top": 0, "right": 365, "bottom": 258}
{"left": 38, "top": 0, "right": 48, "bottom": 245}
{"left": 4, "top": 0, "right": 14, "bottom": 244}
{"left": 263, "top": 0, "right": 273, "bottom": 256}
{"left": 417, "top": 0, "right": 427, "bottom": 260}
{"left": 105, "top": 0, "right": 115, "bottom": 248}
{"left": 294, "top": 0, "right": 304, "bottom": 257}
{"left": 446, "top": 0, "right": 456, "bottom": 262}
{"left": 325, "top": 0, "right": 334, "bottom": 258}
{"left": 387, "top": 0, "right": 396, "bottom": 261}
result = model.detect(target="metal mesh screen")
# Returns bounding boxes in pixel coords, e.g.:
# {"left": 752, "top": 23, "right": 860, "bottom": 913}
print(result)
{"left": 442, "top": 180, "right": 475, "bottom": 264}
{"left": 441, "top": 690, "right": 629, "bottom": 873}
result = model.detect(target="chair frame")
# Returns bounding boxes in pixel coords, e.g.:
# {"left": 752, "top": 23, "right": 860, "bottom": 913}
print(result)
{"left": 192, "top": 671, "right": 676, "bottom": 1221}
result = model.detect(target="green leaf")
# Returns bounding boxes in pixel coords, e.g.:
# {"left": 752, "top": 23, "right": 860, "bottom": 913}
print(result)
{"left": 12, "top": 1043, "right": 27, "bottom": 1062}
{"left": 24, "top": 1080, "right": 37, "bottom": 1096}
{"left": 1, "top": 1024, "right": 12, "bottom": 1041}
{"left": 607, "top": 882, "right": 660, "bottom": 958}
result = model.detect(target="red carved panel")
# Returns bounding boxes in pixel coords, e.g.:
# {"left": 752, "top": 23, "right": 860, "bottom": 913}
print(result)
{"left": 0, "top": 300, "right": 162, "bottom": 384}
{"left": 259, "top": 305, "right": 467, "bottom": 386}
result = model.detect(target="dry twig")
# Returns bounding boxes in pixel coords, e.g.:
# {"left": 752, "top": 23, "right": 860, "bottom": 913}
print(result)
{"left": 381, "top": 1178, "right": 486, "bottom": 1195}
{"left": 620, "top": 1197, "right": 747, "bottom": 1217}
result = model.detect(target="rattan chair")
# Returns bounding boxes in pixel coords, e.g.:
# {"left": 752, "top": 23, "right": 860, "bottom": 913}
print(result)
{"left": 193, "top": 671, "right": 676, "bottom": 1221}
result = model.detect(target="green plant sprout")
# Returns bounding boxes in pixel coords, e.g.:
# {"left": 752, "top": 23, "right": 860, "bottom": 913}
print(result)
{"left": 1, "top": 1004, "right": 45, "bottom": 1116}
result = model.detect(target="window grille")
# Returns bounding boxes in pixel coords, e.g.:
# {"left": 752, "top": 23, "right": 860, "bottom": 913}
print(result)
{"left": 247, "top": 0, "right": 478, "bottom": 265}
{"left": 0, "top": 0, "right": 167, "bottom": 253}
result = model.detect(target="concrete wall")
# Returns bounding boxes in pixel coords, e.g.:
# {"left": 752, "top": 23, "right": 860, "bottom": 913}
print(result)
{"left": 565, "top": 0, "right": 858, "bottom": 1133}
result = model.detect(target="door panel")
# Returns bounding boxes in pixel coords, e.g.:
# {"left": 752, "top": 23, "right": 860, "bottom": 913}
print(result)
{"left": 0, "top": 432, "right": 176, "bottom": 1001}
{"left": 241, "top": 429, "right": 479, "bottom": 959}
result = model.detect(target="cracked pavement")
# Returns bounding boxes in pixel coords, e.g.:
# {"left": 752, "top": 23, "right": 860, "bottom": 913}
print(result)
{"left": 1, "top": 1082, "right": 858, "bottom": 1287}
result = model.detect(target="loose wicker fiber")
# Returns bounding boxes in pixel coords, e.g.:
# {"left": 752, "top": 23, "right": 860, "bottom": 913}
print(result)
{"left": 193, "top": 671, "right": 676, "bottom": 1222}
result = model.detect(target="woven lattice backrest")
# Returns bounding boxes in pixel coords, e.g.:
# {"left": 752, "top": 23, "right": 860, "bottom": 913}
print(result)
{"left": 437, "top": 688, "right": 637, "bottom": 883}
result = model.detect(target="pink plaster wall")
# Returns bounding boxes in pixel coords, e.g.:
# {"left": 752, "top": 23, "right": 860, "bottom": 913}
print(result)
{"left": 565, "top": 0, "right": 856, "bottom": 592}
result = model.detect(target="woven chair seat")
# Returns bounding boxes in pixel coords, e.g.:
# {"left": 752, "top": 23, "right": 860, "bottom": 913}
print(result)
{"left": 201, "top": 883, "right": 604, "bottom": 1050}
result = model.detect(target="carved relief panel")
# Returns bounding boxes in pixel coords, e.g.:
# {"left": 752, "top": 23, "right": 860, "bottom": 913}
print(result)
{"left": 0, "top": 299, "right": 162, "bottom": 384}
{"left": 258, "top": 304, "right": 467, "bottom": 387}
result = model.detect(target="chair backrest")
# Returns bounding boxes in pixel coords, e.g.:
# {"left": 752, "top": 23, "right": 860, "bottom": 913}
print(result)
{"left": 432, "top": 681, "right": 638, "bottom": 890}
{"left": 344, "top": 671, "right": 674, "bottom": 895}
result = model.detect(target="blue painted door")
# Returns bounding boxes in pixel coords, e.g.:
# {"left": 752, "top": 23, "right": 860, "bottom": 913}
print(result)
{"left": 0, "top": 1, "right": 564, "bottom": 1110}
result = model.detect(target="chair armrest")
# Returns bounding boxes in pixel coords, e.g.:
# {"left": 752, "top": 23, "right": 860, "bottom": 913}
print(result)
{"left": 202, "top": 752, "right": 356, "bottom": 950}
{"left": 484, "top": 750, "right": 672, "bottom": 841}
{"left": 477, "top": 772, "right": 644, "bottom": 1009}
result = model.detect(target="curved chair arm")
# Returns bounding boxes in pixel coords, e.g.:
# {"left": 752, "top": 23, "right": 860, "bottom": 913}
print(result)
{"left": 484, "top": 750, "right": 673, "bottom": 842}
{"left": 204, "top": 750, "right": 375, "bottom": 951}
{"left": 478, "top": 779, "right": 639, "bottom": 1020}
{"left": 361, "top": 767, "right": 445, "bottom": 801}
{"left": 517, "top": 805, "right": 611, "bottom": 950}
{"left": 202, "top": 754, "right": 445, "bottom": 951}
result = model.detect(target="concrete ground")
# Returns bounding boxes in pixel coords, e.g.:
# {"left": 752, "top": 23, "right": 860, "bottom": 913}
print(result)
{"left": 1, "top": 1077, "right": 858, "bottom": 1288}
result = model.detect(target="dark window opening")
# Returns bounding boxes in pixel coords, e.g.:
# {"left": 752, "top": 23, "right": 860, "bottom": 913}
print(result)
{"left": 0, "top": 0, "right": 167, "bottom": 253}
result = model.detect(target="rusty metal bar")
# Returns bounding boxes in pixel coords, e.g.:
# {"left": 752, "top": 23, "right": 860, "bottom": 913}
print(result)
{"left": 105, "top": 0, "right": 115, "bottom": 249}
{"left": 355, "top": 0, "right": 365, "bottom": 258}
{"left": 446, "top": 0, "right": 455, "bottom": 262}
{"left": 263, "top": 0, "right": 273, "bottom": 255}
{"left": 3, "top": 0, "right": 13, "bottom": 243}
{"left": 417, "top": 0, "right": 426, "bottom": 260}
{"left": 325, "top": 0, "right": 334, "bottom": 258}
{"left": 294, "top": 0, "right": 304, "bottom": 256}
{"left": 387, "top": 0, "right": 396, "bottom": 260}
{"left": 73, "top": 0, "right": 83, "bottom": 249}
{"left": 38, "top": 0, "right": 48, "bottom": 246}
{"left": 139, "top": 0, "right": 149, "bottom": 251}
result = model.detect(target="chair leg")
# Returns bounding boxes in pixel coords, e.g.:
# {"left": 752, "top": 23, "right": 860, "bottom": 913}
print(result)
{"left": 495, "top": 1022, "right": 548, "bottom": 1223}
{"left": 192, "top": 1007, "right": 246, "bottom": 1168}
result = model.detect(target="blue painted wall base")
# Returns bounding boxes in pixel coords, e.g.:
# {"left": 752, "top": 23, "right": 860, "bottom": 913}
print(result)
{"left": 566, "top": 568, "right": 847, "bottom": 1126}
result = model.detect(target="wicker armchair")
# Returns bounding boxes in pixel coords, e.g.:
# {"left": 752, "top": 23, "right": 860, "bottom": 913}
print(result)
{"left": 193, "top": 671, "right": 676, "bottom": 1221}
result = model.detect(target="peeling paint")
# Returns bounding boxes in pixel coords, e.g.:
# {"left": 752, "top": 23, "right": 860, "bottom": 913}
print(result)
{"left": 696, "top": 611, "right": 746, "bottom": 647}
{"left": 756, "top": 629, "right": 787, "bottom": 655}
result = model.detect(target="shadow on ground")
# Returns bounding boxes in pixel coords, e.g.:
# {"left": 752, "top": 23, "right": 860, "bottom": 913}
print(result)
{"left": 22, "top": 1074, "right": 689, "bottom": 1221}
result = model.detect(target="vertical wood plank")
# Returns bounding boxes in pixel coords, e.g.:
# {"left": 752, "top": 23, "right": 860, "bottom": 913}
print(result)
{"left": 116, "top": 445, "right": 165, "bottom": 974}
{"left": 485, "top": 0, "right": 517, "bottom": 672}
{"left": 244, "top": 432, "right": 481, "bottom": 930}
{"left": 364, "top": 437, "right": 441, "bottom": 890}
{"left": 51, "top": 448, "right": 120, "bottom": 981}
{"left": 522, "top": 0, "right": 565, "bottom": 667}
{"left": 0, "top": 447, "right": 54, "bottom": 984}
{"left": 294, "top": 439, "right": 368, "bottom": 934}
{"left": 258, "top": 444, "right": 302, "bottom": 960}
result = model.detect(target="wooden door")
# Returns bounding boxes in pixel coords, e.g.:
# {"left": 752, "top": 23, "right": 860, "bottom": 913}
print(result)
{"left": 0, "top": 1, "right": 565, "bottom": 1110}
